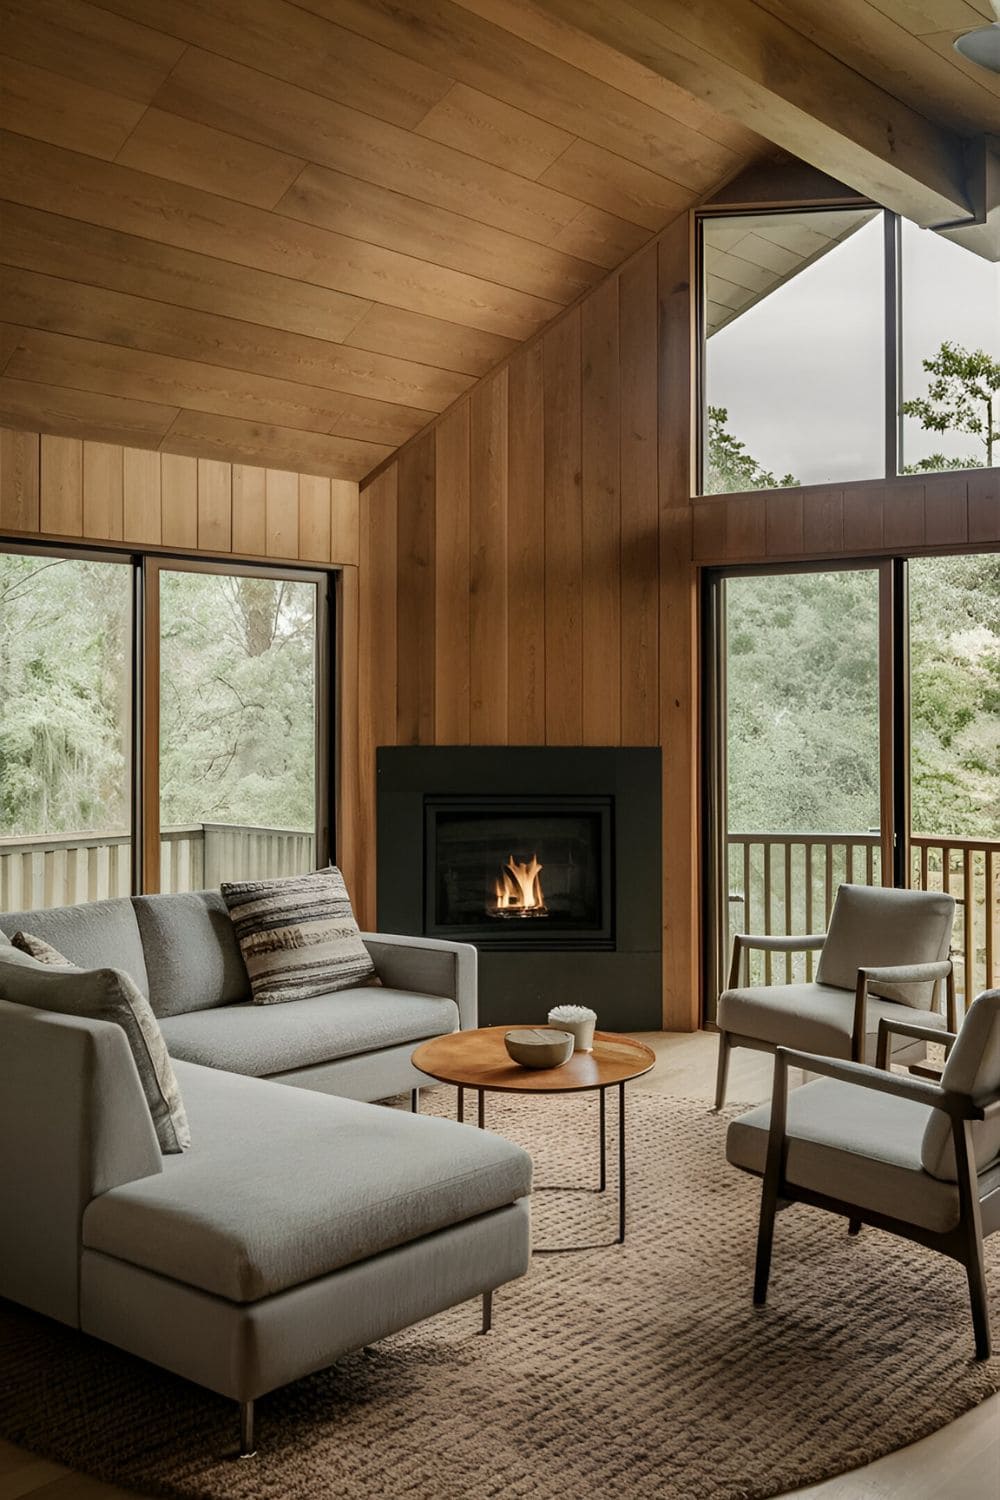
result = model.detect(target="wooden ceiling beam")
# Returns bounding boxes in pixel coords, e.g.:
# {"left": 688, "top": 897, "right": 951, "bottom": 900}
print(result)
{"left": 518, "top": 0, "right": 975, "bottom": 231}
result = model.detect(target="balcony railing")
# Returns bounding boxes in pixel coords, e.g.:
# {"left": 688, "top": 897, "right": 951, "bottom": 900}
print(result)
{"left": 727, "top": 832, "right": 1000, "bottom": 1010}
{"left": 0, "top": 823, "right": 314, "bottom": 913}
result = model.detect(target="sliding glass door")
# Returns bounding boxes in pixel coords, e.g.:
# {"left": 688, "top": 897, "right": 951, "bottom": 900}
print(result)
{"left": 907, "top": 553, "right": 1000, "bottom": 1006}
{"left": 706, "top": 564, "right": 889, "bottom": 1014}
{"left": 706, "top": 554, "right": 999, "bottom": 1018}
{"left": 0, "top": 544, "right": 332, "bottom": 910}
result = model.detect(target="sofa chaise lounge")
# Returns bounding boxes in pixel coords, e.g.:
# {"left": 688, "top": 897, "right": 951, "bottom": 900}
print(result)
{"left": 0, "top": 890, "right": 533, "bottom": 1455}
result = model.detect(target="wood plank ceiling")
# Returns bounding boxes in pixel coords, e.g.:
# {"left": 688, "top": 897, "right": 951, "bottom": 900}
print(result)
{"left": 0, "top": 0, "right": 995, "bottom": 481}
{"left": 0, "top": 0, "right": 765, "bottom": 479}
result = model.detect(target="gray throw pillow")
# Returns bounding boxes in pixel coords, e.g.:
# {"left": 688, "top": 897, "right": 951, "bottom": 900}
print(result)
{"left": 221, "top": 867, "right": 376, "bottom": 1005}
{"left": 11, "top": 930, "right": 72, "bottom": 965}
{"left": 0, "top": 956, "right": 191, "bottom": 1154}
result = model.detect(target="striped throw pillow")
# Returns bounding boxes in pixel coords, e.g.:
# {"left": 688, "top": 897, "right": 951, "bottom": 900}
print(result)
{"left": 221, "top": 868, "right": 376, "bottom": 1005}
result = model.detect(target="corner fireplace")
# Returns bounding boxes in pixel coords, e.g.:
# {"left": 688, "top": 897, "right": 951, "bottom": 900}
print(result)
{"left": 376, "top": 747, "right": 661, "bottom": 1028}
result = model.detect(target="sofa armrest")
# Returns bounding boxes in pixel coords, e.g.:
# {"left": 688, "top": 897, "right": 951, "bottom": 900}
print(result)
{"left": 360, "top": 933, "right": 478, "bottom": 1031}
{"left": 0, "top": 999, "right": 162, "bottom": 1328}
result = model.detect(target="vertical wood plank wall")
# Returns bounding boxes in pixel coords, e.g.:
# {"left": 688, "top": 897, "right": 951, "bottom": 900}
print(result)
{"left": 0, "top": 428, "right": 364, "bottom": 902}
{"left": 358, "top": 214, "right": 702, "bottom": 1028}
{"left": 357, "top": 205, "right": 999, "bottom": 1031}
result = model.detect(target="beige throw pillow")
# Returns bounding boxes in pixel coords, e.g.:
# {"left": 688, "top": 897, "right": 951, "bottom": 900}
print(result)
{"left": 11, "top": 930, "right": 73, "bottom": 965}
{"left": 0, "top": 956, "right": 191, "bottom": 1154}
{"left": 221, "top": 867, "right": 376, "bottom": 1005}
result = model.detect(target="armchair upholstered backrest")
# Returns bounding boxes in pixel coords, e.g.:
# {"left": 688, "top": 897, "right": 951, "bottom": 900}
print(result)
{"left": 815, "top": 884, "right": 955, "bottom": 1008}
{"left": 921, "top": 990, "right": 1000, "bottom": 1181}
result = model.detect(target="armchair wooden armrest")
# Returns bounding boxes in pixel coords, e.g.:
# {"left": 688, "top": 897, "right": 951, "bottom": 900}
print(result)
{"left": 852, "top": 959, "right": 956, "bottom": 1062}
{"left": 875, "top": 1016, "right": 958, "bottom": 1072}
{"left": 728, "top": 932, "right": 826, "bottom": 988}
{"left": 773, "top": 1046, "right": 978, "bottom": 1119}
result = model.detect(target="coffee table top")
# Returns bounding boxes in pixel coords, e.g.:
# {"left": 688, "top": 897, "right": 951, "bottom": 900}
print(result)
{"left": 411, "top": 1026, "right": 656, "bottom": 1094}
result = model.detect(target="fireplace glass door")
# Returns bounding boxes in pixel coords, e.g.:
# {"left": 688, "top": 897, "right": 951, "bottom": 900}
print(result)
{"left": 425, "top": 797, "right": 612, "bottom": 947}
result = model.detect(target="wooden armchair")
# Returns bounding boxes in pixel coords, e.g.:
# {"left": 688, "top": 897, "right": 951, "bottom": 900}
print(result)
{"left": 726, "top": 990, "right": 1000, "bottom": 1359}
{"left": 715, "top": 883, "right": 957, "bottom": 1109}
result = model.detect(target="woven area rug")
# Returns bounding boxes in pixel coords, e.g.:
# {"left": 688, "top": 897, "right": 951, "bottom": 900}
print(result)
{"left": 1, "top": 1089, "right": 997, "bottom": 1500}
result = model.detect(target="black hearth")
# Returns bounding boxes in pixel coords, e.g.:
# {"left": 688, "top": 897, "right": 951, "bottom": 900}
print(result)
{"left": 377, "top": 747, "right": 661, "bottom": 1028}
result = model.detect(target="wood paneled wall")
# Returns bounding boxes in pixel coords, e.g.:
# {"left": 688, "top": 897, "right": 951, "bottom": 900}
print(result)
{"left": 357, "top": 214, "right": 701, "bottom": 1028}
{"left": 357, "top": 203, "right": 999, "bottom": 1030}
{"left": 691, "top": 469, "right": 1000, "bottom": 563}
{"left": 0, "top": 427, "right": 360, "bottom": 565}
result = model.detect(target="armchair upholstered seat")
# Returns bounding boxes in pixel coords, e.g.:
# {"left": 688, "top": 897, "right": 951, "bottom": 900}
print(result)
{"left": 715, "top": 883, "right": 956, "bottom": 1109}
{"left": 726, "top": 991, "right": 1000, "bottom": 1359}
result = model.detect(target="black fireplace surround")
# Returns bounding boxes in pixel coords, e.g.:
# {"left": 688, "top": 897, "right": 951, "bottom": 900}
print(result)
{"left": 376, "top": 747, "right": 661, "bottom": 1029}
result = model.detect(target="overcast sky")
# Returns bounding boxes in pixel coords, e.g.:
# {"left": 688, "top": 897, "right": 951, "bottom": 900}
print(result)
{"left": 707, "top": 214, "right": 1000, "bottom": 487}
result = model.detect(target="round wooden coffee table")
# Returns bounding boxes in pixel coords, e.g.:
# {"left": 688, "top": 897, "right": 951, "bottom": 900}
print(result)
{"left": 411, "top": 1027, "right": 656, "bottom": 1244}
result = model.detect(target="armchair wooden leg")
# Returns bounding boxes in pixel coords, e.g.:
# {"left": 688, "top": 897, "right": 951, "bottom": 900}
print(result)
{"left": 754, "top": 1050, "right": 790, "bottom": 1305}
{"left": 753, "top": 1179, "right": 779, "bottom": 1305}
{"left": 714, "top": 1031, "right": 732, "bottom": 1112}
{"left": 954, "top": 1117, "right": 992, "bottom": 1360}
{"left": 965, "top": 1247, "right": 992, "bottom": 1361}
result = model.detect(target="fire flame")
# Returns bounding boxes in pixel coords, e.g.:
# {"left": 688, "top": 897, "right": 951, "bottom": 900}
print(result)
{"left": 493, "top": 854, "right": 546, "bottom": 912}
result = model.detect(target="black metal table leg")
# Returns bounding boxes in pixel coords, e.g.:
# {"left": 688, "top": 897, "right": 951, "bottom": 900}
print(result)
{"left": 457, "top": 1085, "right": 464, "bottom": 1123}
{"left": 410, "top": 1087, "right": 420, "bottom": 1113}
{"left": 478, "top": 1089, "right": 486, "bottom": 1129}
{"left": 618, "top": 1081, "right": 626, "bottom": 1243}
{"left": 599, "top": 1086, "right": 607, "bottom": 1192}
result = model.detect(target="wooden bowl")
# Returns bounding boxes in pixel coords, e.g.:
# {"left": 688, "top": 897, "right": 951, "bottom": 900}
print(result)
{"left": 504, "top": 1027, "right": 575, "bottom": 1069}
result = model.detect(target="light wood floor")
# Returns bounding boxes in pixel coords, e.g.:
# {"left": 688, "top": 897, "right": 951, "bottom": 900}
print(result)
{"left": 2, "top": 1030, "right": 997, "bottom": 1500}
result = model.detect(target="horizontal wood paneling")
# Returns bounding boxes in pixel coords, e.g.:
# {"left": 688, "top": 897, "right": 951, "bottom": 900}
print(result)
{"left": 691, "top": 468, "right": 1000, "bottom": 563}
{"left": 0, "top": 425, "right": 359, "bottom": 565}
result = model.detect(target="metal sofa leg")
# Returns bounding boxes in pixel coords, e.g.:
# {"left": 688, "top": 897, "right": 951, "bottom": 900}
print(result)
{"left": 480, "top": 1289, "right": 493, "bottom": 1334}
{"left": 239, "top": 1399, "right": 256, "bottom": 1458}
{"left": 848, "top": 1218, "right": 862, "bottom": 1236}
{"left": 410, "top": 1087, "right": 420, "bottom": 1113}
{"left": 714, "top": 1031, "right": 732, "bottom": 1112}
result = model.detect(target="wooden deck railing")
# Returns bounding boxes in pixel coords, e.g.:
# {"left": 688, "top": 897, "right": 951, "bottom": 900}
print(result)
{"left": 726, "top": 832, "right": 999, "bottom": 1006}
{"left": 0, "top": 823, "right": 314, "bottom": 912}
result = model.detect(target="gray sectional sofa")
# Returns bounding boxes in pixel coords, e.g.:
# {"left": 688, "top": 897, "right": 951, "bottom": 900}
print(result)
{"left": 0, "top": 890, "right": 533, "bottom": 1456}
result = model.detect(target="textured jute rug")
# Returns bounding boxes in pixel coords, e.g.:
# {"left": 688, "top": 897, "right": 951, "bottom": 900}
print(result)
{"left": 1, "top": 1090, "right": 997, "bottom": 1500}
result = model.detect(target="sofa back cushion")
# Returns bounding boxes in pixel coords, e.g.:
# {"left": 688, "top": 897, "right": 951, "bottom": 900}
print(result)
{"left": 921, "top": 990, "right": 1000, "bottom": 1181}
{"left": 132, "top": 890, "right": 250, "bottom": 1017}
{"left": 0, "top": 897, "right": 149, "bottom": 997}
{"left": 815, "top": 884, "right": 954, "bottom": 1008}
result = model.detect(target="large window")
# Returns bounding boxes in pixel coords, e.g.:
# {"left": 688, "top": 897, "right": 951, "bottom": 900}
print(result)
{"left": 0, "top": 551, "right": 133, "bottom": 908}
{"left": 702, "top": 208, "right": 884, "bottom": 491}
{"left": 156, "top": 564, "right": 322, "bottom": 893}
{"left": 700, "top": 207, "right": 998, "bottom": 492}
{"left": 0, "top": 546, "right": 332, "bottom": 912}
{"left": 900, "top": 219, "right": 1000, "bottom": 475}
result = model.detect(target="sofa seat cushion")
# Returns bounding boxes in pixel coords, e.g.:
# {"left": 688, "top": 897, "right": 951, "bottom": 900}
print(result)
{"left": 726, "top": 1077, "right": 1000, "bottom": 1233}
{"left": 717, "top": 982, "right": 946, "bottom": 1060}
{"left": 158, "top": 988, "right": 459, "bottom": 1077}
{"left": 83, "top": 1061, "right": 532, "bottom": 1302}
